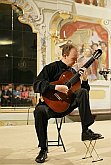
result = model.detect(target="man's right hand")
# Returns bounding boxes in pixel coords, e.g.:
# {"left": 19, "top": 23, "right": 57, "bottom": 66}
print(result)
{"left": 55, "top": 85, "right": 69, "bottom": 94}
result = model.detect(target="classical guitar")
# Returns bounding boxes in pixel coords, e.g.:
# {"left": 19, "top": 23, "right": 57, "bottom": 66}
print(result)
{"left": 42, "top": 49, "right": 102, "bottom": 113}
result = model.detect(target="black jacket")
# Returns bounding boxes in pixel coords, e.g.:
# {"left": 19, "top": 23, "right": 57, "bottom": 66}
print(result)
{"left": 33, "top": 60, "right": 90, "bottom": 95}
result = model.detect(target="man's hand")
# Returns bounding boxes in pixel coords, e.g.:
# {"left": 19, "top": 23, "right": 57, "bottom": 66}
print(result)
{"left": 79, "top": 67, "right": 88, "bottom": 81}
{"left": 55, "top": 85, "right": 69, "bottom": 94}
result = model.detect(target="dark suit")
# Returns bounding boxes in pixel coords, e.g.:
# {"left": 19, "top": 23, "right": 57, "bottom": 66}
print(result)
{"left": 33, "top": 60, "right": 94, "bottom": 149}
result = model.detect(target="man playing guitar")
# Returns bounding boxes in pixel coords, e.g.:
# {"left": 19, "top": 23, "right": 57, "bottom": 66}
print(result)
{"left": 33, "top": 43, "right": 102, "bottom": 163}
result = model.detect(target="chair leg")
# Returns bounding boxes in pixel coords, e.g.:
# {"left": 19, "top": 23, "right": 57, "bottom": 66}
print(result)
{"left": 55, "top": 118, "right": 66, "bottom": 152}
{"left": 82, "top": 139, "right": 103, "bottom": 162}
{"left": 47, "top": 117, "right": 66, "bottom": 152}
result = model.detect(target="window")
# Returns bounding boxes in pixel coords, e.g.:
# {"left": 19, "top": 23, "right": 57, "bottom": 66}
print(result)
{"left": 0, "top": 4, "right": 37, "bottom": 107}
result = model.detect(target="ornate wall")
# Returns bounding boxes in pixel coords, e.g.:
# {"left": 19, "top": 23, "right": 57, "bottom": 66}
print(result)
{"left": 1, "top": 0, "right": 111, "bottom": 110}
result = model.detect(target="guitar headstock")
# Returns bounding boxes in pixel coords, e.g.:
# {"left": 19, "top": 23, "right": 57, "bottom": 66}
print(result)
{"left": 93, "top": 49, "right": 102, "bottom": 59}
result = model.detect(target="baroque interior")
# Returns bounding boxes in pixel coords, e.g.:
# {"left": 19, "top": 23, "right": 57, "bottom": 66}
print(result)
{"left": 0, "top": 0, "right": 111, "bottom": 111}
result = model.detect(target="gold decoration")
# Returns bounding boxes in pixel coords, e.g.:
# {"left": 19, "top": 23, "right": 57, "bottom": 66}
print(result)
{"left": 50, "top": 30, "right": 67, "bottom": 44}
{"left": 59, "top": 11, "right": 71, "bottom": 20}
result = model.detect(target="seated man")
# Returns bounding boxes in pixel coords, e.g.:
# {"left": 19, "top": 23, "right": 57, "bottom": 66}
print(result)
{"left": 1, "top": 85, "right": 12, "bottom": 106}
{"left": 33, "top": 43, "right": 102, "bottom": 163}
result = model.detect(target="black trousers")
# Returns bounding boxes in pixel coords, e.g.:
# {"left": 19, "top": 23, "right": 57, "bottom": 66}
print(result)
{"left": 34, "top": 88, "right": 94, "bottom": 149}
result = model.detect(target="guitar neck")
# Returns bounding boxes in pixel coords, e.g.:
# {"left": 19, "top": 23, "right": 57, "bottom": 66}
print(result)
{"left": 82, "top": 56, "right": 95, "bottom": 68}
{"left": 66, "top": 72, "right": 80, "bottom": 88}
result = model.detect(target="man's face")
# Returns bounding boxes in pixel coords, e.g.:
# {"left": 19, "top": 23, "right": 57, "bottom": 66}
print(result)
{"left": 66, "top": 48, "right": 78, "bottom": 66}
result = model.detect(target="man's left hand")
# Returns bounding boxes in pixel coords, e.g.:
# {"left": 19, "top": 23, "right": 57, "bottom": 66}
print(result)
{"left": 79, "top": 67, "right": 88, "bottom": 81}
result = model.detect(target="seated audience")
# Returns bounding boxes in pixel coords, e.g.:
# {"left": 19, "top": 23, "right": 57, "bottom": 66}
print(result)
{"left": 1, "top": 85, "right": 12, "bottom": 106}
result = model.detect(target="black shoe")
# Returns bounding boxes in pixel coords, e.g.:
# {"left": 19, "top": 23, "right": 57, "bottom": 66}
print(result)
{"left": 82, "top": 129, "right": 102, "bottom": 141}
{"left": 35, "top": 149, "right": 47, "bottom": 163}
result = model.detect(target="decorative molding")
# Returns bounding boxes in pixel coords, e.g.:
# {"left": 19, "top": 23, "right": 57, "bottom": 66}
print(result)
{"left": 59, "top": 11, "right": 72, "bottom": 20}
{"left": 39, "top": 24, "right": 46, "bottom": 66}
{"left": 103, "top": 19, "right": 110, "bottom": 25}
{"left": 0, "top": 0, "right": 45, "bottom": 32}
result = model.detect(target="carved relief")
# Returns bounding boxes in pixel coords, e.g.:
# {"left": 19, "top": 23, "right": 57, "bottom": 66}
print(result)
{"left": 0, "top": 0, "right": 44, "bottom": 32}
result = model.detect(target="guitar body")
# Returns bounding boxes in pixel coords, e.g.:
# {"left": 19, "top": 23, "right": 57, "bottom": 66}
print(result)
{"left": 42, "top": 49, "right": 102, "bottom": 113}
{"left": 42, "top": 71, "right": 81, "bottom": 113}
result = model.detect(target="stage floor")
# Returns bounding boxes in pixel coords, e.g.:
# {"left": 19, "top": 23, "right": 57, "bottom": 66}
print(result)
{"left": 0, "top": 120, "right": 111, "bottom": 165}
